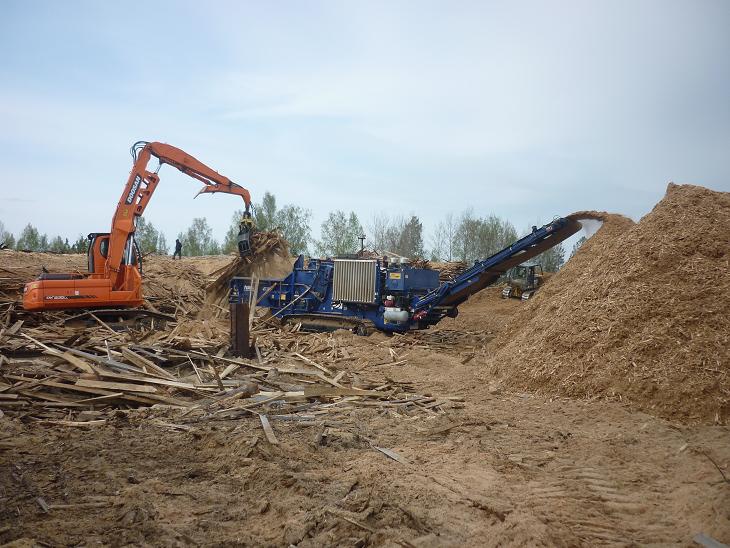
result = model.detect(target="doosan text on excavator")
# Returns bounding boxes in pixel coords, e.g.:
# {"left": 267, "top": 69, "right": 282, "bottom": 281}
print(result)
{"left": 22, "top": 141, "right": 254, "bottom": 312}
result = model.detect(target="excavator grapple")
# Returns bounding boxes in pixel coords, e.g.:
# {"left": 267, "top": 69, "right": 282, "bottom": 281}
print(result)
{"left": 237, "top": 211, "right": 255, "bottom": 257}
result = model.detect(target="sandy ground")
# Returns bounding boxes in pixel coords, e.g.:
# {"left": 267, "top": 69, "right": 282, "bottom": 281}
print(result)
{"left": 2, "top": 285, "right": 728, "bottom": 546}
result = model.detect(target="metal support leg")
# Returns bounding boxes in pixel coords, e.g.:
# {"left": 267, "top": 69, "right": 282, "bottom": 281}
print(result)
{"left": 230, "top": 302, "right": 251, "bottom": 358}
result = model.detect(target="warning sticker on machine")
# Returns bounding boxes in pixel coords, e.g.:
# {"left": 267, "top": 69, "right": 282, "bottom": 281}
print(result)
{"left": 389, "top": 273, "right": 402, "bottom": 279}
{"left": 44, "top": 295, "right": 96, "bottom": 300}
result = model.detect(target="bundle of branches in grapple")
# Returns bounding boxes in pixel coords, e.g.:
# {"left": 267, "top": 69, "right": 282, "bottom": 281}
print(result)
{"left": 201, "top": 230, "right": 289, "bottom": 318}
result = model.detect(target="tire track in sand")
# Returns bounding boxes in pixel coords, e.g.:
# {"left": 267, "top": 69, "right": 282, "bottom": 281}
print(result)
{"left": 524, "top": 464, "right": 680, "bottom": 545}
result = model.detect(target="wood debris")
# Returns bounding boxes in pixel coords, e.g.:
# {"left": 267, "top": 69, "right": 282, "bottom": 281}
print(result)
{"left": 0, "top": 242, "right": 451, "bottom": 436}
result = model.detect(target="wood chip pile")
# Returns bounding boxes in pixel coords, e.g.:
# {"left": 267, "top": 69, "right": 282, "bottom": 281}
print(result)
{"left": 485, "top": 183, "right": 730, "bottom": 424}
{"left": 410, "top": 260, "right": 468, "bottom": 282}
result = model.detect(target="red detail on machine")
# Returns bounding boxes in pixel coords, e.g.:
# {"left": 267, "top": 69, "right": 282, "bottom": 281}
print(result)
{"left": 412, "top": 310, "right": 427, "bottom": 321}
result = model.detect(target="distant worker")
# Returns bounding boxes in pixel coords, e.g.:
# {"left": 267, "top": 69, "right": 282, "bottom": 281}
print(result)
{"left": 173, "top": 238, "right": 182, "bottom": 260}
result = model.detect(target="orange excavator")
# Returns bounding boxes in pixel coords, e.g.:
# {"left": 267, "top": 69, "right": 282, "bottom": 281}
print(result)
{"left": 23, "top": 141, "right": 254, "bottom": 312}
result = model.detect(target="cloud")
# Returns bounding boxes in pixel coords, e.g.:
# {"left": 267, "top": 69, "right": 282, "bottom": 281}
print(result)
{"left": 0, "top": 0, "right": 728, "bottom": 250}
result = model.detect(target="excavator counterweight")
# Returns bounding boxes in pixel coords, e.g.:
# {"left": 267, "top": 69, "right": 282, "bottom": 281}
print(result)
{"left": 23, "top": 141, "right": 254, "bottom": 312}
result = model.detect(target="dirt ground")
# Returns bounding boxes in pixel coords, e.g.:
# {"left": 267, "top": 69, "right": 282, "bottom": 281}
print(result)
{"left": 2, "top": 281, "right": 728, "bottom": 546}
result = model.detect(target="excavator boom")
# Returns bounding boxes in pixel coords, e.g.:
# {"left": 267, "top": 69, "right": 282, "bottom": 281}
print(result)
{"left": 107, "top": 141, "right": 253, "bottom": 287}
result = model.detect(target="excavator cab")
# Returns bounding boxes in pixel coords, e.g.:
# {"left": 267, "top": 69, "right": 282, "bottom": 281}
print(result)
{"left": 237, "top": 210, "right": 254, "bottom": 257}
{"left": 87, "top": 233, "right": 110, "bottom": 275}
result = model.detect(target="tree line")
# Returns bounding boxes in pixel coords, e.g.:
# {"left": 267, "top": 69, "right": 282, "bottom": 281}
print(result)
{"left": 1, "top": 192, "right": 574, "bottom": 272}
{"left": 0, "top": 220, "right": 88, "bottom": 254}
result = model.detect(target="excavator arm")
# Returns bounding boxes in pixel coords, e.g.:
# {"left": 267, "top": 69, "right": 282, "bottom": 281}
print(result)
{"left": 106, "top": 141, "right": 253, "bottom": 288}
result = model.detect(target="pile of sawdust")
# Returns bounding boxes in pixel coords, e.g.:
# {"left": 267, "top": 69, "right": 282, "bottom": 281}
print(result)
{"left": 0, "top": 251, "right": 86, "bottom": 299}
{"left": 413, "top": 260, "right": 468, "bottom": 281}
{"left": 483, "top": 183, "right": 730, "bottom": 424}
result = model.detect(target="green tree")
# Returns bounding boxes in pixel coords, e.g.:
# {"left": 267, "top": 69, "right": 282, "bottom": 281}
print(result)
{"left": 367, "top": 213, "right": 428, "bottom": 258}
{"left": 70, "top": 234, "right": 87, "bottom": 253}
{"left": 157, "top": 232, "right": 168, "bottom": 255}
{"left": 180, "top": 217, "right": 217, "bottom": 256}
{"left": 254, "top": 192, "right": 278, "bottom": 231}
{"left": 48, "top": 236, "right": 70, "bottom": 253}
{"left": 276, "top": 204, "right": 311, "bottom": 255}
{"left": 16, "top": 223, "right": 42, "bottom": 251}
{"left": 3, "top": 233, "right": 15, "bottom": 249}
{"left": 429, "top": 212, "right": 457, "bottom": 261}
{"left": 474, "top": 215, "right": 518, "bottom": 259}
{"left": 0, "top": 221, "right": 15, "bottom": 249}
{"left": 367, "top": 212, "right": 393, "bottom": 253}
{"left": 316, "top": 210, "right": 363, "bottom": 257}
{"left": 223, "top": 209, "right": 246, "bottom": 254}
{"left": 397, "top": 215, "right": 425, "bottom": 258}
{"left": 454, "top": 209, "right": 481, "bottom": 262}
{"left": 451, "top": 210, "right": 518, "bottom": 263}
{"left": 135, "top": 216, "right": 168, "bottom": 254}
{"left": 536, "top": 243, "right": 566, "bottom": 272}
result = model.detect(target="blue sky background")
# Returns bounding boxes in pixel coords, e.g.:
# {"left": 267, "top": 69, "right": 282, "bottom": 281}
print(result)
{"left": 1, "top": 0, "right": 729, "bottom": 252}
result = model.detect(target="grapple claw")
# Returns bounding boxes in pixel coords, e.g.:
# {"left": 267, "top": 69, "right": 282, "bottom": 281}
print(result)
{"left": 237, "top": 211, "right": 255, "bottom": 257}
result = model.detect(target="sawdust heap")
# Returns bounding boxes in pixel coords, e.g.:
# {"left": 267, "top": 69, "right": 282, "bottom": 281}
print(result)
{"left": 412, "top": 260, "right": 468, "bottom": 282}
{"left": 485, "top": 183, "right": 730, "bottom": 424}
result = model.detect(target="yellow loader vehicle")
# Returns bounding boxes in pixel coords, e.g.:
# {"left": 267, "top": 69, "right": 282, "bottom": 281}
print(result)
{"left": 501, "top": 263, "right": 544, "bottom": 301}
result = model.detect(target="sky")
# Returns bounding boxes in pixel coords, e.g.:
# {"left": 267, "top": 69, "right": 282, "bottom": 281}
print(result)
{"left": 1, "top": 0, "right": 729, "bottom": 253}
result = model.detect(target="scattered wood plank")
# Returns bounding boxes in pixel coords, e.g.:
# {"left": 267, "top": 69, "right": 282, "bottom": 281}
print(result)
{"left": 373, "top": 446, "right": 410, "bottom": 465}
{"left": 326, "top": 508, "right": 376, "bottom": 533}
{"left": 259, "top": 414, "right": 279, "bottom": 445}
{"left": 40, "top": 419, "right": 107, "bottom": 427}
{"left": 58, "top": 352, "right": 96, "bottom": 375}
{"left": 304, "top": 386, "right": 388, "bottom": 398}
{"left": 121, "top": 347, "right": 177, "bottom": 380}
{"left": 36, "top": 497, "right": 50, "bottom": 513}
{"left": 48, "top": 501, "right": 115, "bottom": 510}
{"left": 75, "top": 379, "right": 159, "bottom": 394}
{"left": 91, "top": 369, "right": 206, "bottom": 393}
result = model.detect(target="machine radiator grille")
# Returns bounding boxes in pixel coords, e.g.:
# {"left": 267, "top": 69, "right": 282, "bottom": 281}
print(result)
{"left": 332, "top": 260, "right": 377, "bottom": 303}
